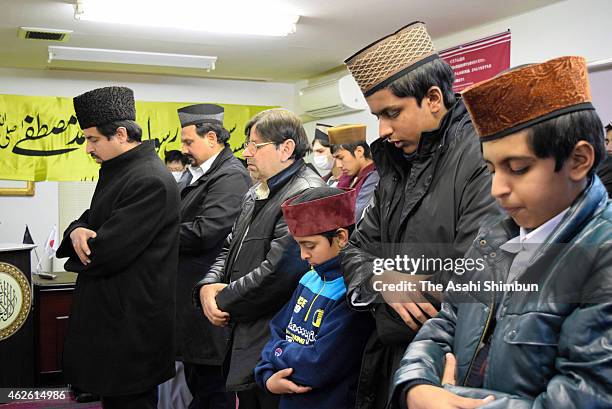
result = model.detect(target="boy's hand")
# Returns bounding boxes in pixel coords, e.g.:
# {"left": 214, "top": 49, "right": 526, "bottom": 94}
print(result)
{"left": 407, "top": 385, "right": 494, "bottom": 409}
{"left": 200, "top": 283, "right": 230, "bottom": 326}
{"left": 442, "top": 353, "right": 457, "bottom": 385}
{"left": 266, "top": 368, "right": 312, "bottom": 395}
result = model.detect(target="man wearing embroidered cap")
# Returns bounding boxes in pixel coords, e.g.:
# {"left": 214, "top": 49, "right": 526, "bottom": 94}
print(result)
{"left": 169, "top": 103, "right": 251, "bottom": 409}
{"left": 254, "top": 187, "right": 374, "bottom": 409}
{"left": 328, "top": 124, "right": 379, "bottom": 222}
{"left": 56, "top": 86, "right": 180, "bottom": 408}
{"left": 393, "top": 56, "right": 612, "bottom": 409}
{"left": 342, "top": 22, "right": 500, "bottom": 407}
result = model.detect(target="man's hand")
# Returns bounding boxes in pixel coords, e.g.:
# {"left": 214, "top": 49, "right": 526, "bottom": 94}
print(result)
{"left": 265, "top": 368, "right": 312, "bottom": 395}
{"left": 388, "top": 301, "right": 438, "bottom": 331}
{"left": 69, "top": 227, "right": 97, "bottom": 265}
{"left": 407, "top": 385, "right": 494, "bottom": 409}
{"left": 200, "top": 283, "right": 230, "bottom": 326}
{"left": 371, "top": 270, "right": 440, "bottom": 331}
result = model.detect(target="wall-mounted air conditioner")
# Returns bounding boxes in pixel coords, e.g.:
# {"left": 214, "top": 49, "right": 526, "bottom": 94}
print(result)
{"left": 299, "top": 74, "right": 367, "bottom": 118}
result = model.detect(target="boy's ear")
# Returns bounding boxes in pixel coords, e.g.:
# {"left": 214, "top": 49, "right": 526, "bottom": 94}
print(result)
{"left": 567, "top": 141, "right": 595, "bottom": 182}
{"left": 335, "top": 228, "right": 350, "bottom": 248}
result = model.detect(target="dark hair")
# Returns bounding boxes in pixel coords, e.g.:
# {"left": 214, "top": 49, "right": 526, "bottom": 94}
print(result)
{"left": 526, "top": 109, "right": 605, "bottom": 176}
{"left": 605, "top": 122, "right": 612, "bottom": 132}
{"left": 244, "top": 108, "right": 311, "bottom": 160}
{"left": 330, "top": 141, "right": 372, "bottom": 159}
{"left": 312, "top": 135, "right": 330, "bottom": 148}
{"left": 388, "top": 58, "right": 456, "bottom": 109}
{"left": 292, "top": 187, "right": 355, "bottom": 244}
{"left": 195, "top": 122, "right": 230, "bottom": 145}
{"left": 164, "top": 150, "right": 188, "bottom": 165}
{"left": 97, "top": 120, "right": 142, "bottom": 142}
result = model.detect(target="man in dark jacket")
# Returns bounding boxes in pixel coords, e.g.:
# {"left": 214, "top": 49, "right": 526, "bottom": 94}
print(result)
{"left": 171, "top": 103, "right": 251, "bottom": 409}
{"left": 195, "top": 108, "right": 326, "bottom": 409}
{"left": 395, "top": 56, "right": 612, "bottom": 409}
{"left": 56, "top": 86, "right": 180, "bottom": 409}
{"left": 340, "top": 22, "right": 501, "bottom": 408}
{"left": 596, "top": 122, "right": 612, "bottom": 196}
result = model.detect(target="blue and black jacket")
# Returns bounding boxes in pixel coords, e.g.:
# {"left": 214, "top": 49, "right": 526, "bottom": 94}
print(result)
{"left": 254, "top": 256, "right": 374, "bottom": 409}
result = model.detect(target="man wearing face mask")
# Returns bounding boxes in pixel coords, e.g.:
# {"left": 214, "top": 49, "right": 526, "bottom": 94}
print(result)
{"left": 165, "top": 150, "right": 189, "bottom": 182}
{"left": 173, "top": 103, "right": 251, "bottom": 409}
{"left": 311, "top": 123, "right": 338, "bottom": 185}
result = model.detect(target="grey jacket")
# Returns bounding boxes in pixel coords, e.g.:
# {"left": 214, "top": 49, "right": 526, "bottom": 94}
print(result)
{"left": 392, "top": 177, "right": 612, "bottom": 409}
{"left": 194, "top": 159, "right": 326, "bottom": 390}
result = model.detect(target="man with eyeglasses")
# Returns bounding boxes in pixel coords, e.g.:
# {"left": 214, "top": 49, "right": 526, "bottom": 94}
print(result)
{"left": 195, "top": 108, "right": 325, "bottom": 409}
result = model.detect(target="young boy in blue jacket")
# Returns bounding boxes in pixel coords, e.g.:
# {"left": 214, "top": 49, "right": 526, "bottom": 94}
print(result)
{"left": 254, "top": 187, "right": 374, "bottom": 409}
{"left": 392, "top": 56, "right": 612, "bottom": 409}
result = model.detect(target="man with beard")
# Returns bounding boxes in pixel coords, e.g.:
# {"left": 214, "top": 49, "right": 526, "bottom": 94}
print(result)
{"left": 57, "top": 86, "right": 180, "bottom": 408}
{"left": 172, "top": 103, "right": 251, "bottom": 409}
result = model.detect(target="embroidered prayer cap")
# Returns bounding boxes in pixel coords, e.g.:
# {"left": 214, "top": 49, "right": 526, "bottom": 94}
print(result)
{"left": 328, "top": 124, "right": 367, "bottom": 145}
{"left": 73, "top": 86, "right": 136, "bottom": 129}
{"left": 282, "top": 187, "right": 357, "bottom": 237}
{"left": 462, "top": 56, "right": 594, "bottom": 142}
{"left": 314, "top": 123, "right": 332, "bottom": 145}
{"left": 177, "top": 103, "right": 224, "bottom": 128}
{"left": 344, "top": 21, "right": 438, "bottom": 97}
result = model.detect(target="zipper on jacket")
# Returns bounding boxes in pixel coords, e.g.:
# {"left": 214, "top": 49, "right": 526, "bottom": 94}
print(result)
{"left": 304, "top": 271, "right": 326, "bottom": 322}
{"left": 462, "top": 294, "right": 494, "bottom": 386}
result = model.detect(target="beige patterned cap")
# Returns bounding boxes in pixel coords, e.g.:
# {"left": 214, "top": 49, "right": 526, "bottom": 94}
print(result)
{"left": 344, "top": 21, "right": 438, "bottom": 97}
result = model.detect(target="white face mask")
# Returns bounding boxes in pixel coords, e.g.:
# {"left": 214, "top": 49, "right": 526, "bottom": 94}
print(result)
{"left": 172, "top": 171, "right": 183, "bottom": 182}
{"left": 313, "top": 154, "right": 334, "bottom": 172}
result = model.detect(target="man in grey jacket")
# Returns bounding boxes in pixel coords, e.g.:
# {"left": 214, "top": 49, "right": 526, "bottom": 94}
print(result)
{"left": 195, "top": 109, "right": 325, "bottom": 409}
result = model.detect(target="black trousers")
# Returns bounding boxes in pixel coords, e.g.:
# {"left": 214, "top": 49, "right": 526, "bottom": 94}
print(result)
{"left": 236, "top": 387, "right": 279, "bottom": 409}
{"left": 101, "top": 388, "right": 158, "bottom": 409}
{"left": 184, "top": 362, "right": 235, "bottom": 409}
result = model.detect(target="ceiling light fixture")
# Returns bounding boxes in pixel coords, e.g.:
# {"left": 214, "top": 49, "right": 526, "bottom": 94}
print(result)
{"left": 73, "top": 0, "right": 300, "bottom": 37}
{"left": 47, "top": 46, "right": 217, "bottom": 71}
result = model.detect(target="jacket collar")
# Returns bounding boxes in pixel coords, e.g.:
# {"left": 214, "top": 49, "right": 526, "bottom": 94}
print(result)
{"left": 371, "top": 97, "right": 467, "bottom": 177}
{"left": 311, "top": 256, "right": 343, "bottom": 281}
{"left": 100, "top": 140, "right": 154, "bottom": 172}
{"left": 266, "top": 159, "right": 306, "bottom": 196}
{"left": 186, "top": 145, "right": 235, "bottom": 186}
{"left": 484, "top": 176, "right": 609, "bottom": 247}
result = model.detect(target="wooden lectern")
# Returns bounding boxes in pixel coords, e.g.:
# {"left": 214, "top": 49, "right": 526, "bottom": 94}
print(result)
{"left": 0, "top": 243, "right": 36, "bottom": 387}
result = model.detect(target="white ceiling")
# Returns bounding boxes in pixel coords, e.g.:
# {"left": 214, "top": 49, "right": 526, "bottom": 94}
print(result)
{"left": 0, "top": 0, "right": 563, "bottom": 82}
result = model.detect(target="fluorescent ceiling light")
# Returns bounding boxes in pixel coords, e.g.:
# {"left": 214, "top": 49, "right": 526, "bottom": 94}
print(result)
{"left": 73, "top": 0, "right": 300, "bottom": 37}
{"left": 48, "top": 46, "right": 217, "bottom": 71}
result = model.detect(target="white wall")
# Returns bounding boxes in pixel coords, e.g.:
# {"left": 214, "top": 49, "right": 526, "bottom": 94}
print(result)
{"left": 304, "top": 0, "right": 612, "bottom": 137}
{"left": 0, "top": 67, "right": 299, "bottom": 271}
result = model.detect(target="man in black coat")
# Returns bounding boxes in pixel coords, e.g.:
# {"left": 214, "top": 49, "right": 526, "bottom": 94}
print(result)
{"left": 56, "top": 86, "right": 180, "bottom": 409}
{"left": 173, "top": 103, "right": 251, "bottom": 409}
{"left": 195, "top": 108, "right": 326, "bottom": 409}
{"left": 340, "top": 22, "right": 502, "bottom": 408}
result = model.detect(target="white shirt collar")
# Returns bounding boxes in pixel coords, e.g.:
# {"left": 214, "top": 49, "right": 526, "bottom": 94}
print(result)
{"left": 187, "top": 151, "right": 221, "bottom": 184}
{"left": 501, "top": 208, "right": 569, "bottom": 252}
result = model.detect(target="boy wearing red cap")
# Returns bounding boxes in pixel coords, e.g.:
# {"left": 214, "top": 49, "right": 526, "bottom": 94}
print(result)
{"left": 254, "top": 187, "right": 374, "bottom": 409}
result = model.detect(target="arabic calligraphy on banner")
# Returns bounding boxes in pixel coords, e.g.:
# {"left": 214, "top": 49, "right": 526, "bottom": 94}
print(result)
{"left": 0, "top": 94, "right": 275, "bottom": 181}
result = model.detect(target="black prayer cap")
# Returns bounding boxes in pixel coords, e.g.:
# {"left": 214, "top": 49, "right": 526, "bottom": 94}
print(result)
{"left": 177, "top": 103, "right": 224, "bottom": 128}
{"left": 73, "top": 86, "right": 136, "bottom": 129}
{"left": 314, "top": 123, "right": 332, "bottom": 145}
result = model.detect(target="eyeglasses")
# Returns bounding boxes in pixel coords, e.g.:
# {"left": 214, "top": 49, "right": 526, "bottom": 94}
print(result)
{"left": 242, "top": 140, "right": 276, "bottom": 154}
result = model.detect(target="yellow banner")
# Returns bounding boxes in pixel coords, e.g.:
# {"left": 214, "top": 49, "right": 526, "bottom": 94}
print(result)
{"left": 0, "top": 94, "right": 274, "bottom": 181}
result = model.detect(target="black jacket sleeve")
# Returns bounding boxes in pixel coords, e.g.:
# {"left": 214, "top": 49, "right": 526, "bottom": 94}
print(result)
{"left": 61, "top": 176, "right": 175, "bottom": 277}
{"left": 179, "top": 171, "right": 250, "bottom": 254}
{"left": 214, "top": 216, "right": 309, "bottom": 322}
